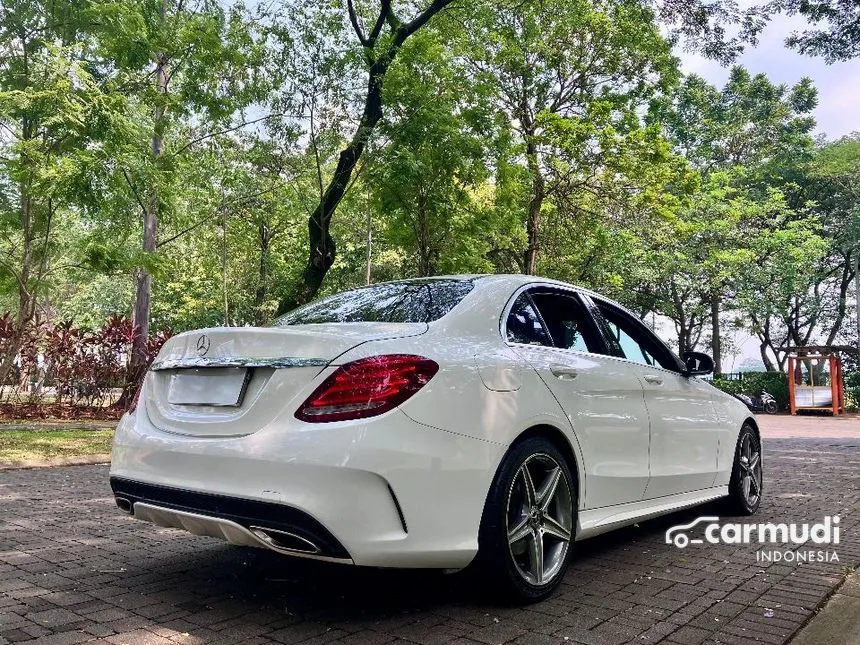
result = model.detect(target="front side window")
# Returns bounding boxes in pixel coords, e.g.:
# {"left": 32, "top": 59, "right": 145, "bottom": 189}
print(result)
{"left": 597, "top": 302, "right": 679, "bottom": 371}
{"left": 275, "top": 279, "right": 475, "bottom": 325}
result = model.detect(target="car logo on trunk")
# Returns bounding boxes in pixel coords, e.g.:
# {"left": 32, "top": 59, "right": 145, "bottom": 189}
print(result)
{"left": 196, "top": 334, "right": 210, "bottom": 356}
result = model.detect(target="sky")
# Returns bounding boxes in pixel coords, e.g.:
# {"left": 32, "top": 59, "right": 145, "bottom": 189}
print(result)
{"left": 678, "top": 13, "right": 859, "bottom": 141}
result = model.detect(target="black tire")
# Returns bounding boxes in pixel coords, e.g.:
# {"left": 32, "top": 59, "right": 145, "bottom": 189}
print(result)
{"left": 476, "top": 437, "right": 576, "bottom": 603}
{"left": 764, "top": 400, "right": 778, "bottom": 415}
{"left": 725, "top": 424, "right": 763, "bottom": 515}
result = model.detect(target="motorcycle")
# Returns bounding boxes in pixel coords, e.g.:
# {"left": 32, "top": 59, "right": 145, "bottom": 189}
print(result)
{"left": 732, "top": 390, "right": 779, "bottom": 414}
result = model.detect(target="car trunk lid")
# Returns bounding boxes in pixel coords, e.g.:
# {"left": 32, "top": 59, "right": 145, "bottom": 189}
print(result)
{"left": 144, "top": 323, "right": 427, "bottom": 437}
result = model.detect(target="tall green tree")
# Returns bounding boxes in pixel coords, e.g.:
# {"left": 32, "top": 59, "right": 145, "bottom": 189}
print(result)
{"left": 87, "top": 0, "right": 265, "bottom": 386}
{"left": 274, "top": 0, "right": 458, "bottom": 312}
{"left": 460, "top": 0, "right": 681, "bottom": 275}
{"left": 0, "top": 0, "right": 130, "bottom": 385}
{"left": 652, "top": 67, "right": 818, "bottom": 371}
{"left": 767, "top": 136, "right": 860, "bottom": 362}
{"left": 368, "top": 31, "right": 496, "bottom": 277}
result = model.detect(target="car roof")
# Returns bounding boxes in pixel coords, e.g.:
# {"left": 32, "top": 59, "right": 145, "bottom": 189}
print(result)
{"left": 366, "top": 274, "right": 648, "bottom": 322}
{"left": 365, "top": 273, "right": 629, "bottom": 310}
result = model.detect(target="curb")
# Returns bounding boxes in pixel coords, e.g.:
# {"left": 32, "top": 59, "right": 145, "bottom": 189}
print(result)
{"left": 790, "top": 571, "right": 860, "bottom": 644}
{"left": 0, "top": 453, "right": 112, "bottom": 470}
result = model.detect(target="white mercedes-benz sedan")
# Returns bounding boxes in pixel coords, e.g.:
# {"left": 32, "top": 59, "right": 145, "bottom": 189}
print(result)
{"left": 110, "top": 275, "right": 762, "bottom": 602}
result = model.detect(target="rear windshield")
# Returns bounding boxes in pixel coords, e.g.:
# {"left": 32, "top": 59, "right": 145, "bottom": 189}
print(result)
{"left": 274, "top": 279, "right": 475, "bottom": 325}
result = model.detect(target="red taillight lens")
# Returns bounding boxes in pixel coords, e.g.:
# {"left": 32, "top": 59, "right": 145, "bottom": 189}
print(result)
{"left": 295, "top": 354, "right": 439, "bottom": 423}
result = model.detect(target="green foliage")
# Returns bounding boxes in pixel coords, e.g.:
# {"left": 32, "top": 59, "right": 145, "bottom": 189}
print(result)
{"left": 0, "top": 0, "right": 855, "bottom": 394}
{"left": 458, "top": 0, "right": 684, "bottom": 276}
{"left": 368, "top": 31, "right": 496, "bottom": 277}
{"left": 845, "top": 371, "right": 860, "bottom": 411}
{"left": 768, "top": 0, "right": 860, "bottom": 62}
{"left": 712, "top": 371, "right": 790, "bottom": 409}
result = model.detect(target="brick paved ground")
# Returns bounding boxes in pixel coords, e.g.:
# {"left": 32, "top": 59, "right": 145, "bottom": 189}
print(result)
{"left": 1, "top": 421, "right": 859, "bottom": 645}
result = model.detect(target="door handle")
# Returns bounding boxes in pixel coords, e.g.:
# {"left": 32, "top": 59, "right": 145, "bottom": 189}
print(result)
{"left": 643, "top": 374, "right": 663, "bottom": 385}
{"left": 550, "top": 366, "right": 578, "bottom": 380}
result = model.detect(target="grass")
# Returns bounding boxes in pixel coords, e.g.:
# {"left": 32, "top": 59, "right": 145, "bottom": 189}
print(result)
{"left": 0, "top": 428, "right": 114, "bottom": 462}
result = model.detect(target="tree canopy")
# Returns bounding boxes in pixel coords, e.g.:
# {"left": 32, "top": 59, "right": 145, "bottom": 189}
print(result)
{"left": 0, "top": 0, "right": 857, "bottom": 383}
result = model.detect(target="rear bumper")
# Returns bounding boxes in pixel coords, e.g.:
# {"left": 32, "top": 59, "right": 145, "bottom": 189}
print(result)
{"left": 109, "top": 406, "right": 506, "bottom": 568}
{"left": 110, "top": 478, "right": 353, "bottom": 562}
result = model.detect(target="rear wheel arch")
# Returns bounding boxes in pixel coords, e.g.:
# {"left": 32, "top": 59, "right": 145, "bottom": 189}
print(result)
{"left": 743, "top": 417, "right": 760, "bottom": 440}
{"left": 510, "top": 424, "right": 581, "bottom": 507}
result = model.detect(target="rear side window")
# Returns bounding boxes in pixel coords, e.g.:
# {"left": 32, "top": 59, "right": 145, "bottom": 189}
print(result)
{"left": 275, "top": 279, "right": 475, "bottom": 325}
{"left": 506, "top": 295, "right": 552, "bottom": 346}
{"left": 505, "top": 291, "right": 602, "bottom": 353}
{"left": 530, "top": 293, "right": 602, "bottom": 352}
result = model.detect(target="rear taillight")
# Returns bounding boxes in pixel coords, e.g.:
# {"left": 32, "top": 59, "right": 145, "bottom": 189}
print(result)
{"left": 295, "top": 354, "right": 439, "bottom": 423}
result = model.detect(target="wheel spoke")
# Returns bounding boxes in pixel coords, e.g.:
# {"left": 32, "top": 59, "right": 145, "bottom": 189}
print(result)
{"left": 742, "top": 474, "right": 751, "bottom": 501}
{"left": 529, "top": 529, "right": 544, "bottom": 584}
{"left": 520, "top": 463, "right": 537, "bottom": 507}
{"left": 537, "top": 467, "right": 562, "bottom": 511}
{"left": 749, "top": 472, "right": 760, "bottom": 496}
{"left": 508, "top": 517, "right": 531, "bottom": 545}
{"left": 749, "top": 452, "right": 761, "bottom": 473}
{"left": 542, "top": 514, "right": 571, "bottom": 542}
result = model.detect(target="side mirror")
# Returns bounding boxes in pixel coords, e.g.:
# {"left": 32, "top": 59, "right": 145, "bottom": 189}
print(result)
{"left": 682, "top": 351, "right": 714, "bottom": 376}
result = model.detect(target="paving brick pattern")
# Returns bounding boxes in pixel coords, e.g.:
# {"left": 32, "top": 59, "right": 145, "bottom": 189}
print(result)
{"left": 1, "top": 436, "right": 859, "bottom": 645}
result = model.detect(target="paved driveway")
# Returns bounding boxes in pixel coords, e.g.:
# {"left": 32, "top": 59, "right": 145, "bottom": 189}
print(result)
{"left": 1, "top": 416, "right": 859, "bottom": 645}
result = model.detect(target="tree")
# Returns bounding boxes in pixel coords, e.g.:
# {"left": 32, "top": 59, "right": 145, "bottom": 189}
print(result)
{"left": 275, "top": 0, "right": 458, "bottom": 312}
{"left": 278, "top": 0, "right": 770, "bottom": 309}
{"left": 89, "top": 0, "right": 265, "bottom": 391}
{"left": 368, "top": 31, "right": 495, "bottom": 277}
{"left": 460, "top": 0, "right": 681, "bottom": 275}
{"left": 766, "top": 136, "right": 860, "bottom": 363}
{"left": 652, "top": 67, "right": 818, "bottom": 371}
{"left": 0, "top": 0, "right": 130, "bottom": 386}
{"left": 767, "top": 0, "right": 860, "bottom": 62}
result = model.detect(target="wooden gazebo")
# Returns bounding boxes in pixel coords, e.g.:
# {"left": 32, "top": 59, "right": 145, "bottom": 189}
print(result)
{"left": 786, "top": 345, "right": 851, "bottom": 415}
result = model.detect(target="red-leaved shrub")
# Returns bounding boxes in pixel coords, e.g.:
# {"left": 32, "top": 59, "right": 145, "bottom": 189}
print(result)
{"left": 0, "top": 314, "right": 171, "bottom": 418}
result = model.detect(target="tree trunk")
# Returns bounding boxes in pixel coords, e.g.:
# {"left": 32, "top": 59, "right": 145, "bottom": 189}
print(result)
{"left": 0, "top": 114, "right": 51, "bottom": 389}
{"left": 0, "top": 191, "right": 37, "bottom": 388}
{"left": 523, "top": 135, "right": 544, "bottom": 275}
{"left": 759, "top": 341, "right": 775, "bottom": 372}
{"left": 364, "top": 204, "right": 372, "bottom": 285}
{"left": 855, "top": 250, "right": 860, "bottom": 363}
{"left": 670, "top": 279, "right": 691, "bottom": 354}
{"left": 125, "top": 5, "right": 168, "bottom": 405}
{"left": 279, "top": 61, "right": 387, "bottom": 313}
{"left": 254, "top": 220, "right": 272, "bottom": 326}
{"left": 277, "top": 0, "right": 454, "bottom": 312}
{"left": 710, "top": 291, "right": 722, "bottom": 375}
{"left": 677, "top": 326, "right": 689, "bottom": 357}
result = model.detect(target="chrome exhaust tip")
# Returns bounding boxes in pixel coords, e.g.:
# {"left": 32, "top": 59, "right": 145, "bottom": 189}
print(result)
{"left": 249, "top": 526, "right": 321, "bottom": 555}
{"left": 115, "top": 497, "right": 133, "bottom": 514}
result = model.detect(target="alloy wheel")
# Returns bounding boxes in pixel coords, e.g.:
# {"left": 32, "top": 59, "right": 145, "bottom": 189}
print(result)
{"left": 506, "top": 453, "right": 573, "bottom": 586}
{"left": 739, "top": 433, "right": 762, "bottom": 508}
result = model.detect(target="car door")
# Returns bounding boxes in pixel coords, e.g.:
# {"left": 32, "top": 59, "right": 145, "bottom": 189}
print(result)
{"left": 590, "top": 297, "right": 722, "bottom": 499}
{"left": 504, "top": 287, "right": 651, "bottom": 509}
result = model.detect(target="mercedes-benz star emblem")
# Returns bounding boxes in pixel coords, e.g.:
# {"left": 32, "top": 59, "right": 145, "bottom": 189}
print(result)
{"left": 196, "top": 334, "right": 210, "bottom": 356}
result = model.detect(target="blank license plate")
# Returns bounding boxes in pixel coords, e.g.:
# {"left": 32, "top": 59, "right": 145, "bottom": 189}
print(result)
{"left": 167, "top": 368, "right": 251, "bottom": 407}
